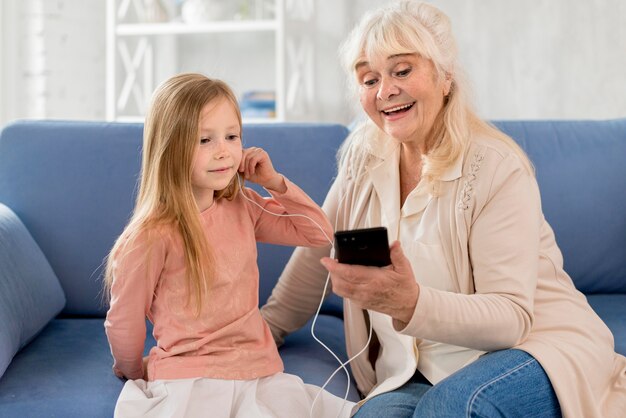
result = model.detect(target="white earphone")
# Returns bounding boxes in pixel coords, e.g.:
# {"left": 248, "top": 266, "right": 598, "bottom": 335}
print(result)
{"left": 234, "top": 172, "right": 374, "bottom": 418}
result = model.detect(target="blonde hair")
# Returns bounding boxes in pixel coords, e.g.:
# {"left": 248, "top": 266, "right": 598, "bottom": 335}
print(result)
{"left": 338, "top": 0, "right": 532, "bottom": 183}
{"left": 104, "top": 73, "right": 242, "bottom": 315}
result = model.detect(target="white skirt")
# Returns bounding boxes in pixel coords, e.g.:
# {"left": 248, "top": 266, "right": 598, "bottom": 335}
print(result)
{"left": 114, "top": 372, "right": 356, "bottom": 418}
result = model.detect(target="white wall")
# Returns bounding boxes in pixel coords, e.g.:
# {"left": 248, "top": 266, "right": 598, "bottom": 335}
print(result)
{"left": 1, "top": 0, "right": 625, "bottom": 127}
{"left": 337, "top": 0, "right": 626, "bottom": 123}
{"left": 0, "top": 0, "right": 16, "bottom": 124}
{"left": 0, "top": 0, "right": 105, "bottom": 126}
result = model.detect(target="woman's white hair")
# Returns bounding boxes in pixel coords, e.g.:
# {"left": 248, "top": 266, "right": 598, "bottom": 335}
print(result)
{"left": 338, "top": 0, "right": 532, "bottom": 184}
{"left": 340, "top": 1, "right": 456, "bottom": 96}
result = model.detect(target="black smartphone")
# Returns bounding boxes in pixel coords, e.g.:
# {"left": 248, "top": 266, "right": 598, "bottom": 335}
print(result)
{"left": 334, "top": 227, "right": 391, "bottom": 267}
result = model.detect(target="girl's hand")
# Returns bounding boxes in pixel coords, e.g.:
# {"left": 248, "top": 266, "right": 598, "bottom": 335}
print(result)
{"left": 113, "top": 366, "right": 127, "bottom": 381}
{"left": 239, "top": 147, "right": 286, "bottom": 192}
{"left": 320, "top": 241, "right": 420, "bottom": 327}
{"left": 142, "top": 356, "right": 149, "bottom": 380}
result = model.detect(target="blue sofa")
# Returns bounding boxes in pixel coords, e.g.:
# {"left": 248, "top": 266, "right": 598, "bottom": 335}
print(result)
{"left": 0, "top": 119, "right": 625, "bottom": 417}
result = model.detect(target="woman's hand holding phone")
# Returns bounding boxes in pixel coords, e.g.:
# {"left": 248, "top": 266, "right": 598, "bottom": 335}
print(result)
{"left": 334, "top": 227, "right": 391, "bottom": 267}
{"left": 321, "top": 234, "right": 420, "bottom": 327}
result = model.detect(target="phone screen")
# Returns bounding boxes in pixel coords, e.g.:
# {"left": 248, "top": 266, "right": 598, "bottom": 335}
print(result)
{"left": 334, "top": 227, "right": 391, "bottom": 267}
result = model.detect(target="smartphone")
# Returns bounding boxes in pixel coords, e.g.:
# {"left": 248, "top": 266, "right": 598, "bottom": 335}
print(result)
{"left": 334, "top": 227, "right": 391, "bottom": 267}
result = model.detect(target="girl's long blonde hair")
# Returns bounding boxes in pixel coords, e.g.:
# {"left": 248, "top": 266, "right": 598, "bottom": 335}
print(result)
{"left": 338, "top": 0, "right": 532, "bottom": 183}
{"left": 104, "top": 73, "right": 242, "bottom": 315}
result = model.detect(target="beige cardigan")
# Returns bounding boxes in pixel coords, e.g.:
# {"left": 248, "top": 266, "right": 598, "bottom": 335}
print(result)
{"left": 261, "top": 134, "right": 626, "bottom": 417}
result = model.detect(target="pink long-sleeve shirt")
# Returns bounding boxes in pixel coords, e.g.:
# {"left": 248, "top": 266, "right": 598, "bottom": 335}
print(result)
{"left": 105, "top": 179, "right": 333, "bottom": 381}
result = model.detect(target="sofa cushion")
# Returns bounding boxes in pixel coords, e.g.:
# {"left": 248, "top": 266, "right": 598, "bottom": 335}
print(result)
{"left": 0, "top": 204, "right": 65, "bottom": 378}
{"left": 0, "top": 319, "right": 126, "bottom": 417}
{"left": 494, "top": 119, "right": 626, "bottom": 294}
{"left": 0, "top": 315, "right": 359, "bottom": 417}
{"left": 279, "top": 315, "right": 360, "bottom": 402}
{"left": 586, "top": 294, "right": 626, "bottom": 356}
{"left": 0, "top": 121, "right": 143, "bottom": 317}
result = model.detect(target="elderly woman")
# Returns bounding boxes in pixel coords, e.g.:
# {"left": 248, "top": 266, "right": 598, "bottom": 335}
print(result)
{"left": 261, "top": 1, "right": 626, "bottom": 417}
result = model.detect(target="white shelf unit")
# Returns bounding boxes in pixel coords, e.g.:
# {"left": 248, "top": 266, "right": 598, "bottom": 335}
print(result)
{"left": 106, "top": 0, "right": 285, "bottom": 122}
{"left": 115, "top": 20, "right": 278, "bottom": 35}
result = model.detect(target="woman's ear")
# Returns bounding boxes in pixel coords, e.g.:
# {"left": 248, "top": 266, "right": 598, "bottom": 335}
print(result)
{"left": 443, "top": 72, "right": 453, "bottom": 97}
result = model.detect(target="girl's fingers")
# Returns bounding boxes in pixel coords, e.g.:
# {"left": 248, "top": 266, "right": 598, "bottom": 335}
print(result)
{"left": 247, "top": 151, "right": 260, "bottom": 177}
{"left": 240, "top": 147, "right": 274, "bottom": 183}
{"left": 252, "top": 150, "right": 269, "bottom": 178}
{"left": 238, "top": 149, "right": 250, "bottom": 173}
{"left": 241, "top": 148, "right": 256, "bottom": 177}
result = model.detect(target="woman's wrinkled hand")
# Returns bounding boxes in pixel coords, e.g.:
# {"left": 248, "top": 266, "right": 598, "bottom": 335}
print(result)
{"left": 320, "top": 241, "right": 420, "bottom": 326}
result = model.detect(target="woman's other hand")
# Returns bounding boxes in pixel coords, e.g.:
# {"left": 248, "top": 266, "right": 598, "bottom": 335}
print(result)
{"left": 321, "top": 241, "right": 419, "bottom": 326}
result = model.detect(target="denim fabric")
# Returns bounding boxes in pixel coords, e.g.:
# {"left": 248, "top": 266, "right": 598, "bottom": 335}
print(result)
{"left": 354, "top": 349, "right": 561, "bottom": 418}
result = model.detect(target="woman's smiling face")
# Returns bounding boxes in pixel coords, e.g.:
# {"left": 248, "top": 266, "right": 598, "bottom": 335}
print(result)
{"left": 356, "top": 53, "right": 450, "bottom": 149}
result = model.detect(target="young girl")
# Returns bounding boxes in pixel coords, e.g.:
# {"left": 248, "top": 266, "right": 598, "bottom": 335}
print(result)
{"left": 104, "top": 73, "right": 353, "bottom": 417}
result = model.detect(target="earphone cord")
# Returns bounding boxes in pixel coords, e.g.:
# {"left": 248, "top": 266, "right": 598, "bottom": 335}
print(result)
{"left": 236, "top": 175, "right": 374, "bottom": 418}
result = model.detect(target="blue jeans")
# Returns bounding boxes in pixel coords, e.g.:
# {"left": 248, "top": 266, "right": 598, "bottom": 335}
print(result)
{"left": 354, "top": 349, "right": 562, "bottom": 418}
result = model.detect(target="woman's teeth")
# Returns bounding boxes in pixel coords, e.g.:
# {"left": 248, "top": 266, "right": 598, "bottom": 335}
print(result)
{"left": 382, "top": 103, "right": 414, "bottom": 114}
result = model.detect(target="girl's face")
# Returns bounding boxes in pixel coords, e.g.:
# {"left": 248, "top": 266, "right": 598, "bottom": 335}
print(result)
{"left": 356, "top": 52, "right": 451, "bottom": 151}
{"left": 191, "top": 97, "right": 242, "bottom": 211}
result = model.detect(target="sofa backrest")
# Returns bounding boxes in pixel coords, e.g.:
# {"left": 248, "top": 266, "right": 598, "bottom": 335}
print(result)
{"left": 494, "top": 119, "right": 626, "bottom": 294}
{"left": 1, "top": 119, "right": 624, "bottom": 317}
{"left": 0, "top": 120, "right": 348, "bottom": 317}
